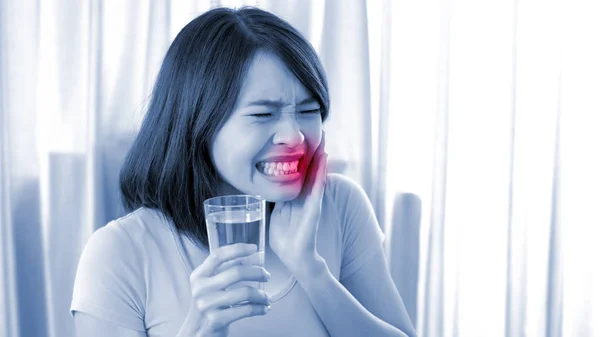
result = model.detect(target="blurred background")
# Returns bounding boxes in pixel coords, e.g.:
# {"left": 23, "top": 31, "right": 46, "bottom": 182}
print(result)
{"left": 1, "top": 0, "right": 599, "bottom": 336}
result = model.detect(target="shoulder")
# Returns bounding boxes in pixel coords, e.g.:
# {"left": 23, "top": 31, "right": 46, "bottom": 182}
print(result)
{"left": 79, "top": 208, "right": 170, "bottom": 265}
{"left": 324, "top": 172, "right": 363, "bottom": 197}
{"left": 73, "top": 208, "right": 169, "bottom": 297}
{"left": 324, "top": 173, "right": 370, "bottom": 206}
{"left": 112, "top": 207, "right": 172, "bottom": 243}
{"left": 71, "top": 210, "right": 157, "bottom": 329}
{"left": 323, "top": 173, "right": 376, "bottom": 229}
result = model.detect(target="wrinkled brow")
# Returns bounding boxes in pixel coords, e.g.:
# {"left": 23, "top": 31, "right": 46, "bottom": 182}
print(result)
{"left": 245, "top": 97, "right": 318, "bottom": 108}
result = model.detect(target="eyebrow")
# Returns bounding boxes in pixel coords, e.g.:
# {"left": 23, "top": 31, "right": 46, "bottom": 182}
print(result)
{"left": 245, "top": 97, "right": 318, "bottom": 108}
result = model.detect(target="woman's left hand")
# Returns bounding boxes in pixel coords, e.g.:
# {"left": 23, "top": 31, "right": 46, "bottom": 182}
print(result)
{"left": 269, "top": 131, "right": 328, "bottom": 268}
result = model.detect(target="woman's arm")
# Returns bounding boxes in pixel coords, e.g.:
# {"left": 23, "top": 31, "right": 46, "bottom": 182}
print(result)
{"left": 292, "top": 252, "right": 417, "bottom": 337}
{"left": 74, "top": 312, "right": 147, "bottom": 337}
{"left": 341, "top": 245, "right": 417, "bottom": 337}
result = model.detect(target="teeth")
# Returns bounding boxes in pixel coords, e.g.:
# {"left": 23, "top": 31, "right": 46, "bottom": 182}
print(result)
{"left": 263, "top": 167, "right": 297, "bottom": 176}
{"left": 258, "top": 160, "right": 299, "bottom": 170}
{"left": 256, "top": 159, "right": 301, "bottom": 177}
{"left": 259, "top": 161, "right": 299, "bottom": 176}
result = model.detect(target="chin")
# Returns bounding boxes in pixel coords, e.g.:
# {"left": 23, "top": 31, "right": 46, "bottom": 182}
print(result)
{"left": 252, "top": 172, "right": 305, "bottom": 202}
{"left": 259, "top": 188, "right": 301, "bottom": 203}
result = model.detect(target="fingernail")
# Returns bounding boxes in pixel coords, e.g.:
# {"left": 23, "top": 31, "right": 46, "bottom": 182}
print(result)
{"left": 264, "top": 305, "right": 271, "bottom": 313}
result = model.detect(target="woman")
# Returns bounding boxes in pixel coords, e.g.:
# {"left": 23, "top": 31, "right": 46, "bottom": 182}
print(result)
{"left": 70, "top": 6, "right": 416, "bottom": 337}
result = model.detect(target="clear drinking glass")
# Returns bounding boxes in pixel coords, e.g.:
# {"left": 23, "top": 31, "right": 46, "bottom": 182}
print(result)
{"left": 203, "top": 195, "right": 266, "bottom": 292}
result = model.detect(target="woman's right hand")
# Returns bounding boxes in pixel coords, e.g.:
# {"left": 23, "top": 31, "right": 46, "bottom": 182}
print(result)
{"left": 177, "top": 243, "right": 272, "bottom": 337}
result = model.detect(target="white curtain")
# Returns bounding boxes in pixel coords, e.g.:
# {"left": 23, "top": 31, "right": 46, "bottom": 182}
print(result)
{"left": 376, "top": 0, "right": 600, "bottom": 336}
{"left": 1, "top": 0, "right": 599, "bottom": 337}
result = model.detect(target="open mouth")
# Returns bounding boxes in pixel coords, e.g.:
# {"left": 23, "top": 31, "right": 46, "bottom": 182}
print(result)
{"left": 255, "top": 159, "right": 301, "bottom": 177}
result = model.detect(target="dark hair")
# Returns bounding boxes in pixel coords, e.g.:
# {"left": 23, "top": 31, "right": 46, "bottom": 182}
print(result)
{"left": 119, "top": 7, "right": 330, "bottom": 248}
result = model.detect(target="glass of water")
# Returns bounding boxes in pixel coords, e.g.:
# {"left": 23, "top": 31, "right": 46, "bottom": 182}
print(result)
{"left": 203, "top": 195, "right": 266, "bottom": 292}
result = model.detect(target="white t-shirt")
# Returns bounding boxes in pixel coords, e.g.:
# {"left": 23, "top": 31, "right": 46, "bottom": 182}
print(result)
{"left": 70, "top": 173, "right": 385, "bottom": 336}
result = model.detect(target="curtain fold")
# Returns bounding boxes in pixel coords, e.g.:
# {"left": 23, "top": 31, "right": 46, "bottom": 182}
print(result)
{"left": 319, "top": 0, "right": 373, "bottom": 196}
{"left": 421, "top": 0, "right": 451, "bottom": 334}
{"left": 560, "top": 2, "right": 600, "bottom": 334}
{"left": 544, "top": 99, "right": 563, "bottom": 337}
{"left": 368, "top": 0, "right": 390, "bottom": 235}
{"left": 0, "top": 115, "right": 19, "bottom": 337}
{"left": 1, "top": 1, "right": 46, "bottom": 337}
{"left": 0, "top": 5, "right": 18, "bottom": 337}
{"left": 2, "top": 0, "right": 599, "bottom": 337}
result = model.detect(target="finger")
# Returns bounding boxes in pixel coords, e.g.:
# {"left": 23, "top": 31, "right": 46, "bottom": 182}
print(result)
{"left": 203, "top": 265, "right": 271, "bottom": 293}
{"left": 308, "top": 152, "right": 328, "bottom": 201}
{"left": 306, "top": 148, "right": 327, "bottom": 198}
{"left": 310, "top": 131, "right": 326, "bottom": 188}
{"left": 301, "top": 133, "right": 326, "bottom": 198}
{"left": 319, "top": 130, "right": 326, "bottom": 152}
{"left": 195, "top": 286, "right": 271, "bottom": 313}
{"left": 213, "top": 251, "right": 265, "bottom": 275}
{"left": 311, "top": 131, "right": 326, "bottom": 173}
{"left": 203, "top": 304, "right": 270, "bottom": 331}
{"left": 191, "top": 243, "right": 258, "bottom": 280}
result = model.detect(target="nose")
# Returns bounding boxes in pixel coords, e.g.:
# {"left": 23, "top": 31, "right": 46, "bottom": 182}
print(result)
{"left": 272, "top": 112, "right": 305, "bottom": 146}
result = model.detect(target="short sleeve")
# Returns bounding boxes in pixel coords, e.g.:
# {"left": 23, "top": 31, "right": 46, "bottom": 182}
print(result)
{"left": 70, "top": 221, "right": 146, "bottom": 331}
{"left": 329, "top": 174, "right": 386, "bottom": 281}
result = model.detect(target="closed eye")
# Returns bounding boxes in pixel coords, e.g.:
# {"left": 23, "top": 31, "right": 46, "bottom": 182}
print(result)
{"left": 250, "top": 113, "right": 274, "bottom": 118}
{"left": 300, "top": 109, "right": 322, "bottom": 114}
{"left": 249, "top": 109, "right": 321, "bottom": 119}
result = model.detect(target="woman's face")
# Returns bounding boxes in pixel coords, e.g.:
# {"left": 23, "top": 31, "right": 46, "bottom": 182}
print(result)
{"left": 211, "top": 51, "right": 323, "bottom": 202}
